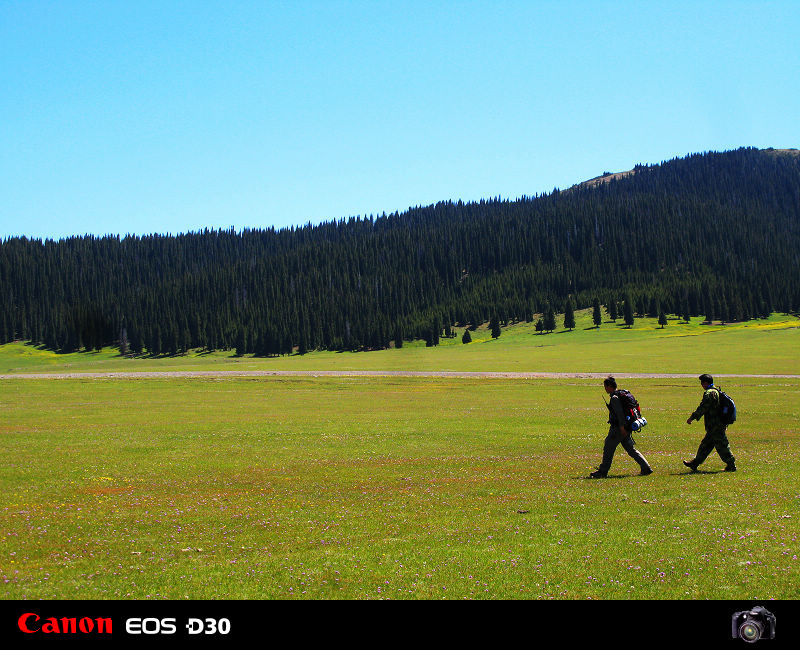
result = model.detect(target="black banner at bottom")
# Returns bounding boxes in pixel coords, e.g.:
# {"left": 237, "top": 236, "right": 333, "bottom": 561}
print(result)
{"left": 1, "top": 599, "right": 797, "bottom": 646}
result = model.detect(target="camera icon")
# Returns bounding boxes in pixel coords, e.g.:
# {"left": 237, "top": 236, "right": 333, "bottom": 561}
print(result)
{"left": 731, "top": 606, "right": 776, "bottom": 643}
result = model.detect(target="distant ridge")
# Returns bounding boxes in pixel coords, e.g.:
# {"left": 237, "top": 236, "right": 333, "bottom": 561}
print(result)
{"left": 578, "top": 147, "right": 799, "bottom": 188}
{"left": 764, "top": 147, "right": 800, "bottom": 156}
{"left": 577, "top": 169, "right": 637, "bottom": 188}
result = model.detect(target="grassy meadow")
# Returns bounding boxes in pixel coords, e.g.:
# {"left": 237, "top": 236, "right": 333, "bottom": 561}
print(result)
{"left": 1, "top": 311, "right": 799, "bottom": 376}
{"left": 1, "top": 311, "right": 799, "bottom": 599}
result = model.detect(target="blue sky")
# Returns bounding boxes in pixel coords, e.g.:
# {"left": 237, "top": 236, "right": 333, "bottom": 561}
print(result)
{"left": 2, "top": 1, "right": 798, "bottom": 240}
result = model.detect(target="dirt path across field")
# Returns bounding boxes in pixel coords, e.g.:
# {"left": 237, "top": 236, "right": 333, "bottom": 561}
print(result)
{"left": 2, "top": 371, "right": 799, "bottom": 380}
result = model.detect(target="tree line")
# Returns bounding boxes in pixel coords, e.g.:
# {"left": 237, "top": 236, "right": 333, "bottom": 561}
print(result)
{"left": 1, "top": 147, "right": 798, "bottom": 355}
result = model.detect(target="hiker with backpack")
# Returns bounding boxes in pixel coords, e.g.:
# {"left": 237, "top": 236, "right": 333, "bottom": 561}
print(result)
{"left": 589, "top": 376, "right": 653, "bottom": 478}
{"left": 683, "top": 373, "right": 737, "bottom": 472}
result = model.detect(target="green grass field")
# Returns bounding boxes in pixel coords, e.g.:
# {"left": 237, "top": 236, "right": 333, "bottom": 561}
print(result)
{"left": 2, "top": 311, "right": 799, "bottom": 376}
{"left": 1, "top": 312, "right": 799, "bottom": 599}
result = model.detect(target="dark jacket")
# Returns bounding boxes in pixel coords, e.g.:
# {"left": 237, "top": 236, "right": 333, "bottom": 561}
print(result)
{"left": 691, "top": 386, "right": 725, "bottom": 433}
{"left": 607, "top": 392, "right": 630, "bottom": 435}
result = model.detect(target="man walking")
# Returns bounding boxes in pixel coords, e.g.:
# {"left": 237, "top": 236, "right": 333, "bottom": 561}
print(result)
{"left": 589, "top": 376, "right": 653, "bottom": 478}
{"left": 683, "top": 374, "right": 737, "bottom": 472}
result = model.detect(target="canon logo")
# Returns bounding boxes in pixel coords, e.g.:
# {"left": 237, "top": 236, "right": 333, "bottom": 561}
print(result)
{"left": 18, "top": 613, "right": 112, "bottom": 634}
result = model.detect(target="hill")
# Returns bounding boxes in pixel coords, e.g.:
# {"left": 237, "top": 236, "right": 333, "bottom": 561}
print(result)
{"left": 1, "top": 147, "right": 798, "bottom": 355}
{"left": 577, "top": 147, "right": 800, "bottom": 188}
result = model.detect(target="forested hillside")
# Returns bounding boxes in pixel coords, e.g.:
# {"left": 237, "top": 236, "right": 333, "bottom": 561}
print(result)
{"left": 1, "top": 147, "right": 798, "bottom": 355}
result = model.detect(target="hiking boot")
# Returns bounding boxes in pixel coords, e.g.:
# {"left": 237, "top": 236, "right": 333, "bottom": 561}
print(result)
{"left": 589, "top": 469, "right": 607, "bottom": 479}
{"left": 683, "top": 460, "right": 698, "bottom": 472}
{"left": 724, "top": 462, "right": 737, "bottom": 472}
{"left": 640, "top": 467, "right": 653, "bottom": 476}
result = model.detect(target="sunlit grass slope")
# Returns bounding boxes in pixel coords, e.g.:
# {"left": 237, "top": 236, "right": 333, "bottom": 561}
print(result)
{"left": 1, "top": 311, "right": 798, "bottom": 375}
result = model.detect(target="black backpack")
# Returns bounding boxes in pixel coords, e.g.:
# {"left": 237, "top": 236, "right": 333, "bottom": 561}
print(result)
{"left": 608, "top": 389, "right": 647, "bottom": 431}
{"left": 716, "top": 388, "right": 737, "bottom": 425}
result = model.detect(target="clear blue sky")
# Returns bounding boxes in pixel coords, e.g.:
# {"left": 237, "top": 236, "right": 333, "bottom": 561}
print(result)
{"left": 2, "top": 1, "right": 798, "bottom": 240}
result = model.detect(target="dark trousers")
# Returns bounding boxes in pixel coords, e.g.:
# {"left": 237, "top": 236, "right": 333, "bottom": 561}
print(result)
{"left": 598, "top": 429, "right": 651, "bottom": 474}
{"left": 694, "top": 427, "right": 735, "bottom": 466}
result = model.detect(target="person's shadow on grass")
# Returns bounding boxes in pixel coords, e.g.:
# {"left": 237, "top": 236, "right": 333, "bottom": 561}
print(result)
{"left": 672, "top": 469, "right": 726, "bottom": 476}
{"left": 577, "top": 468, "right": 732, "bottom": 479}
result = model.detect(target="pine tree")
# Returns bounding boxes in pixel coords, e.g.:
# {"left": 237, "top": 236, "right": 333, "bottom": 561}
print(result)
{"left": 236, "top": 327, "right": 247, "bottom": 356}
{"left": 718, "top": 295, "right": 728, "bottom": 324}
{"left": 424, "top": 326, "right": 436, "bottom": 347}
{"left": 623, "top": 295, "right": 635, "bottom": 328}
{"left": 394, "top": 326, "right": 403, "bottom": 349}
{"left": 592, "top": 298, "right": 602, "bottom": 329}
{"left": 490, "top": 315, "right": 501, "bottom": 339}
{"left": 704, "top": 291, "right": 716, "bottom": 323}
{"left": 563, "top": 298, "right": 576, "bottom": 331}
{"left": 119, "top": 326, "right": 129, "bottom": 355}
{"left": 167, "top": 325, "right": 179, "bottom": 356}
{"left": 658, "top": 309, "right": 668, "bottom": 329}
{"left": 544, "top": 304, "right": 556, "bottom": 333}
{"left": 461, "top": 329, "right": 472, "bottom": 344}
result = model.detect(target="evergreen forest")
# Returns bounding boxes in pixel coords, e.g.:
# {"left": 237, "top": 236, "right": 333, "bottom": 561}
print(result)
{"left": 1, "top": 147, "right": 798, "bottom": 356}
